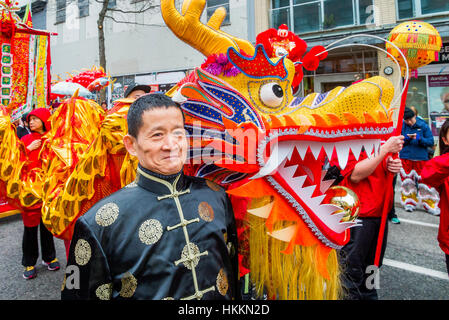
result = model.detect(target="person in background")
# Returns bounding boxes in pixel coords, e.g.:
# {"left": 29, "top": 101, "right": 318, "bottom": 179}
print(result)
{"left": 421, "top": 119, "right": 449, "bottom": 276}
{"left": 15, "top": 114, "right": 31, "bottom": 139}
{"left": 410, "top": 106, "right": 435, "bottom": 159}
{"left": 338, "top": 135, "right": 404, "bottom": 300}
{"left": 399, "top": 107, "right": 439, "bottom": 215}
{"left": 20, "top": 108, "right": 60, "bottom": 280}
{"left": 107, "top": 83, "right": 152, "bottom": 115}
{"left": 101, "top": 101, "right": 108, "bottom": 111}
{"left": 123, "top": 84, "right": 152, "bottom": 100}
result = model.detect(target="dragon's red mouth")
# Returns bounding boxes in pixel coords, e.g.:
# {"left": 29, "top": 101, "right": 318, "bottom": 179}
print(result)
{"left": 251, "top": 131, "right": 388, "bottom": 248}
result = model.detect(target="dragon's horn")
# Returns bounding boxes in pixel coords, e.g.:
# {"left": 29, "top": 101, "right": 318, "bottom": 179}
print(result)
{"left": 161, "top": 0, "right": 255, "bottom": 57}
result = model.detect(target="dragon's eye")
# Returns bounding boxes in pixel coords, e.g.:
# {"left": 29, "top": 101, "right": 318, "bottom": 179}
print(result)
{"left": 260, "top": 82, "right": 284, "bottom": 108}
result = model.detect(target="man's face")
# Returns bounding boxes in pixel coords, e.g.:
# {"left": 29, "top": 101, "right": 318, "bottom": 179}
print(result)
{"left": 127, "top": 89, "right": 147, "bottom": 100}
{"left": 124, "top": 107, "right": 187, "bottom": 176}
{"left": 404, "top": 116, "right": 416, "bottom": 127}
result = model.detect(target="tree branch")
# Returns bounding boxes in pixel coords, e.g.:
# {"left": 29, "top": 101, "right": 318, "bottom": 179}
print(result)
{"left": 104, "top": 14, "right": 165, "bottom": 27}
{"left": 94, "top": 0, "right": 159, "bottom": 14}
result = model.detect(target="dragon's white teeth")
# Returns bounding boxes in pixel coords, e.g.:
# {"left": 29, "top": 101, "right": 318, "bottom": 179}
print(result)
{"left": 279, "top": 164, "right": 297, "bottom": 180}
{"left": 323, "top": 143, "right": 335, "bottom": 160}
{"left": 291, "top": 175, "right": 307, "bottom": 190}
{"left": 348, "top": 141, "right": 363, "bottom": 161}
{"left": 253, "top": 139, "right": 382, "bottom": 180}
{"left": 364, "top": 140, "right": 375, "bottom": 159}
{"left": 335, "top": 142, "right": 350, "bottom": 170}
{"left": 320, "top": 170, "right": 335, "bottom": 194}
{"left": 250, "top": 142, "right": 295, "bottom": 179}
{"left": 299, "top": 185, "right": 316, "bottom": 199}
{"left": 308, "top": 141, "right": 322, "bottom": 160}
{"left": 374, "top": 140, "right": 381, "bottom": 157}
{"left": 362, "top": 139, "right": 381, "bottom": 159}
{"left": 296, "top": 141, "right": 308, "bottom": 159}
{"left": 309, "top": 194, "right": 326, "bottom": 208}
{"left": 300, "top": 165, "right": 314, "bottom": 183}
{"left": 279, "top": 164, "right": 307, "bottom": 190}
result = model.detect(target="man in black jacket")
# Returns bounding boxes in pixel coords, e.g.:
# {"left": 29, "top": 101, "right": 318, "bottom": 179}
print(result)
{"left": 62, "top": 93, "right": 239, "bottom": 300}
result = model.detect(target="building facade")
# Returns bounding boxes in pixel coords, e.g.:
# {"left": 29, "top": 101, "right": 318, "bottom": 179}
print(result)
{"left": 42, "top": 0, "right": 252, "bottom": 98}
{"left": 24, "top": 0, "right": 449, "bottom": 137}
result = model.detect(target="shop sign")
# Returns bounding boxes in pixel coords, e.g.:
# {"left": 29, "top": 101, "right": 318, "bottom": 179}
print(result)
{"left": 433, "top": 43, "right": 449, "bottom": 64}
{"left": 428, "top": 75, "right": 449, "bottom": 87}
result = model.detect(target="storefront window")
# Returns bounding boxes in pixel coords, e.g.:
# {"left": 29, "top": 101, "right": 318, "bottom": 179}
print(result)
{"left": 271, "top": 0, "right": 373, "bottom": 32}
{"left": 207, "top": 0, "right": 230, "bottom": 25}
{"left": 272, "top": 6, "right": 290, "bottom": 30}
{"left": 397, "top": 0, "right": 449, "bottom": 19}
{"left": 293, "top": 2, "right": 320, "bottom": 33}
{"left": 358, "top": 0, "right": 374, "bottom": 25}
{"left": 421, "top": 0, "right": 449, "bottom": 15}
{"left": 323, "top": 0, "right": 354, "bottom": 30}
{"left": 406, "top": 76, "right": 429, "bottom": 120}
{"left": 428, "top": 75, "right": 449, "bottom": 136}
{"left": 316, "top": 53, "right": 361, "bottom": 74}
{"left": 397, "top": 0, "right": 414, "bottom": 19}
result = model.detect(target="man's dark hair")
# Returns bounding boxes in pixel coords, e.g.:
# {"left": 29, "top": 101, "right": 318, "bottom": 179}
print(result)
{"left": 127, "top": 93, "right": 184, "bottom": 138}
{"left": 124, "top": 83, "right": 152, "bottom": 98}
{"left": 403, "top": 107, "right": 415, "bottom": 120}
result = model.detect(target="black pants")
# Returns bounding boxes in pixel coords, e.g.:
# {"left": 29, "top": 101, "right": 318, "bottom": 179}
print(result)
{"left": 22, "top": 219, "right": 56, "bottom": 267}
{"left": 339, "top": 217, "right": 389, "bottom": 300}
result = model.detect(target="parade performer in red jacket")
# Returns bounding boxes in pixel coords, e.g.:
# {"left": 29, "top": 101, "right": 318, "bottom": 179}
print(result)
{"left": 337, "top": 135, "right": 404, "bottom": 299}
{"left": 20, "top": 108, "right": 60, "bottom": 279}
{"left": 421, "top": 119, "right": 449, "bottom": 275}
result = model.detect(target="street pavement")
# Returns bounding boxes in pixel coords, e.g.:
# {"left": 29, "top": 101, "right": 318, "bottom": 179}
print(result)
{"left": 378, "top": 206, "right": 449, "bottom": 300}
{"left": 0, "top": 202, "right": 448, "bottom": 300}
{"left": 0, "top": 214, "right": 66, "bottom": 300}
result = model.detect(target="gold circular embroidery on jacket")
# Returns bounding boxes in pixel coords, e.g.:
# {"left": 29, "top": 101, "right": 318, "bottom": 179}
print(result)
{"left": 95, "top": 202, "right": 119, "bottom": 227}
{"left": 206, "top": 180, "right": 221, "bottom": 191}
{"left": 181, "top": 243, "right": 201, "bottom": 270}
{"left": 216, "top": 268, "right": 229, "bottom": 296}
{"left": 198, "top": 201, "right": 214, "bottom": 222}
{"left": 74, "top": 239, "right": 91, "bottom": 266}
{"left": 139, "top": 219, "right": 163, "bottom": 245}
{"left": 96, "top": 283, "right": 113, "bottom": 300}
{"left": 119, "top": 272, "right": 138, "bottom": 298}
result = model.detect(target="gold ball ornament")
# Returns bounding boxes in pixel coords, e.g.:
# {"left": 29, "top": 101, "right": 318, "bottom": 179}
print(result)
{"left": 327, "top": 186, "right": 360, "bottom": 223}
{"left": 386, "top": 21, "right": 442, "bottom": 75}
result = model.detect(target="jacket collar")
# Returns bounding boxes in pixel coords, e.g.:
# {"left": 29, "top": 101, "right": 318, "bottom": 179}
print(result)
{"left": 136, "top": 165, "right": 186, "bottom": 196}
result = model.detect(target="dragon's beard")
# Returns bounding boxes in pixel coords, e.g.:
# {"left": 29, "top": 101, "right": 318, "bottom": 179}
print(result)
{"left": 245, "top": 201, "right": 342, "bottom": 300}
